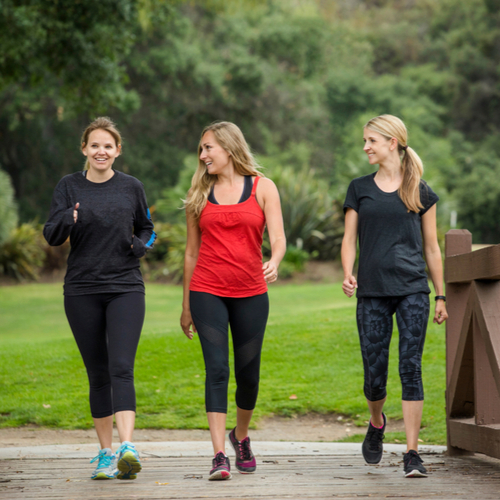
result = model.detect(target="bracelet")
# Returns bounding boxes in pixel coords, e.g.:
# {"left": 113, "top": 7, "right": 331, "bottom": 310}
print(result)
{"left": 435, "top": 295, "right": 446, "bottom": 301}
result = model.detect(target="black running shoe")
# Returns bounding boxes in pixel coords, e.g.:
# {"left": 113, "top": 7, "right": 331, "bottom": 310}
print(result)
{"left": 362, "top": 412, "right": 386, "bottom": 464}
{"left": 403, "top": 449, "right": 427, "bottom": 478}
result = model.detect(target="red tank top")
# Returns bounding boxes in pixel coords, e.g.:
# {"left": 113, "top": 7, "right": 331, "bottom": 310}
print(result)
{"left": 189, "top": 176, "right": 267, "bottom": 298}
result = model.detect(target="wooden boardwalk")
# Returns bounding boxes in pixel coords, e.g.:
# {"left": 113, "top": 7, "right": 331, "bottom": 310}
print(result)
{"left": 2, "top": 450, "right": 500, "bottom": 499}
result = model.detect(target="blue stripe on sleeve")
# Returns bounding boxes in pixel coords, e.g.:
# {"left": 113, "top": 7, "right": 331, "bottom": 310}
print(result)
{"left": 146, "top": 231, "right": 157, "bottom": 248}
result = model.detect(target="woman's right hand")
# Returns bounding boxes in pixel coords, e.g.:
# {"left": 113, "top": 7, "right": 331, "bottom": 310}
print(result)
{"left": 180, "top": 309, "right": 196, "bottom": 340}
{"left": 342, "top": 275, "right": 358, "bottom": 297}
{"left": 73, "top": 202, "right": 80, "bottom": 223}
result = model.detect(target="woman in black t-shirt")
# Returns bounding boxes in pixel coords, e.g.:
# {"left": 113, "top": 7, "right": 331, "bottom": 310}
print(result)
{"left": 44, "top": 117, "right": 155, "bottom": 481}
{"left": 341, "top": 114, "right": 448, "bottom": 478}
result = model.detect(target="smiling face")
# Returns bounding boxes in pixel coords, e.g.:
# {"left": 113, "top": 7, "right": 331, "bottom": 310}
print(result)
{"left": 363, "top": 127, "right": 395, "bottom": 165}
{"left": 199, "top": 130, "right": 232, "bottom": 175}
{"left": 82, "top": 129, "right": 121, "bottom": 173}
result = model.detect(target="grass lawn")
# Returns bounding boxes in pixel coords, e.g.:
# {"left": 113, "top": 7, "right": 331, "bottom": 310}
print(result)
{"left": 0, "top": 282, "right": 447, "bottom": 444}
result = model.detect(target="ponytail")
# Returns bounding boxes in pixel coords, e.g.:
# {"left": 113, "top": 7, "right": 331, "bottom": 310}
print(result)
{"left": 398, "top": 146, "right": 424, "bottom": 213}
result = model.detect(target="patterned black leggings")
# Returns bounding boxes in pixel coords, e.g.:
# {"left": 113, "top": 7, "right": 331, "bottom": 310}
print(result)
{"left": 356, "top": 293, "right": 430, "bottom": 402}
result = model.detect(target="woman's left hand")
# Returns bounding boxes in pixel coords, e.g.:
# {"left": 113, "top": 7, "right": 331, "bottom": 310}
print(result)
{"left": 263, "top": 261, "right": 279, "bottom": 283}
{"left": 433, "top": 299, "right": 448, "bottom": 324}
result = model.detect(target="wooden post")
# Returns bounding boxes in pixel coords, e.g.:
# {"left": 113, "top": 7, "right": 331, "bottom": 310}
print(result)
{"left": 445, "top": 229, "right": 474, "bottom": 456}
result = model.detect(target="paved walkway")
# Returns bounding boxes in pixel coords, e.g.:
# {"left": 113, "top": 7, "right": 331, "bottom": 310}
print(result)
{"left": 1, "top": 442, "right": 500, "bottom": 499}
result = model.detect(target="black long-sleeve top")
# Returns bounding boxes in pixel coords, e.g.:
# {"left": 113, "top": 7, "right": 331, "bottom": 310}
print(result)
{"left": 43, "top": 170, "right": 156, "bottom": 296}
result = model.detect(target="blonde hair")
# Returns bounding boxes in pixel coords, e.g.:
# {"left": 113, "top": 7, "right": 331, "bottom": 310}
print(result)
{"left": 184, "top": 121, "right": 264, "bottom": 220}
{"left": 81, "top": 117, "right": 122, "bottom": 171}
{"left": 365, "top": 114, "right": 423, "bottom": 213}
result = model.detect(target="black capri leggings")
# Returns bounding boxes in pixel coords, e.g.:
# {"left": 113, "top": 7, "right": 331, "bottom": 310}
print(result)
{"left": 356, "top": 293, "right": 430, "bottom": 402}
{"left": 64, "top": 292, "right": 145, "bottom": 418}
{"left": 190, "top": 291, "right": 269, "bottom": 413}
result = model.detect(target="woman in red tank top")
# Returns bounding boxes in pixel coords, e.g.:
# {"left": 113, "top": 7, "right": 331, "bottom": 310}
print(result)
{"left": 181, "top": 121, "right": 286, "bottom": 481}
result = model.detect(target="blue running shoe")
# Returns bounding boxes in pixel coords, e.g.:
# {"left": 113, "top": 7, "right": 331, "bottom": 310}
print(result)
{"left": 116, "top": 441, "right": 142, "bottom": 480}
{"left": 90, "top": 448, "right": 116, "bottom": 480}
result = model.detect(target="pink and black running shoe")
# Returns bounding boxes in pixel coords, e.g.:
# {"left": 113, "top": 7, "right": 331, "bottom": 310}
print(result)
{"left": 209, "top": 451, "right": 232, "bottom": 480}
{"left": 228, "top": 427, "right": 257, "bottom": 474}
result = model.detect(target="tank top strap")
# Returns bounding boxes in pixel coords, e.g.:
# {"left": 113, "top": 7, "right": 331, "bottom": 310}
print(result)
{"left": 251, "top": 176, "right": 261, "bottom": 196}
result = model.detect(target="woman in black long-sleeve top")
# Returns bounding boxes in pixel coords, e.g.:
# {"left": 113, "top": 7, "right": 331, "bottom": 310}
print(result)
{"left": 44, "top": 117, "right": 156, "bottom": 481}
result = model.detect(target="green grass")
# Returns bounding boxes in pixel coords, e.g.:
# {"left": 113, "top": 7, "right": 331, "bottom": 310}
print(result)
{"left": 0, "top": 282, "right": 446, "bottom": 444}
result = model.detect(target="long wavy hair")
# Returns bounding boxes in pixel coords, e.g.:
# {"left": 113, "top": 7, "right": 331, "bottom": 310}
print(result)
{"left": 365, "top": 114, "right": 424, "bottom": 213}
{"left": 81, "top": 117, "right": 122, "bottom": 171}
{"left": 184, "top": 121, "right": 264, "bottom": 220}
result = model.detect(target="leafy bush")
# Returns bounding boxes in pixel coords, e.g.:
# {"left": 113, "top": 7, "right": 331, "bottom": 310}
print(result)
{"left": 42, "top": 240, "right": 70, "bottom": 273}
{"left": 146, "top": 222, "right": 187, "bottom": 283}
{"left": 0, "top": 169, "right": 18, "bottom": 246}
{"left": 0, "top": 223, "right": 45, "bottom": 281}
{"left": 268, "top": 165, "right": 344, "bottom": 260}
{"left": 154, "top": 156, "right": 196, "bottom": 224}
{"left": 278, "top": 244, "right": 312, "bottom": 279}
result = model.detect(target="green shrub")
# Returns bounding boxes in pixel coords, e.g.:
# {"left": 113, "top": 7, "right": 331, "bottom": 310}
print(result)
{"left": 268, "top": 165, "right": 344, "bottom": 260}
{"left": 147, "top": 222, "right": 187, "bottom": 282}
{"left": 0, "top": 169, "right": 18, "bottom": 246}
{"left": 155, "top": 156, "right": 197, "bottom": 224}
{"left": 0, "top": 223, "right": 45, "bottom": 281}
{"left": 278, "top": 244, "right": 313, "bottom": 279}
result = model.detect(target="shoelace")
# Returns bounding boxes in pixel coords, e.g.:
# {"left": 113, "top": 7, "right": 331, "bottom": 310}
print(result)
{"left": 213, "top": 452, "right": 227, "bottom": 467}
{"left": 117, "top": 444, "right": 135, "bottom": 456}
{"left": 405, "top": 452, "right": 423, "bottom": 467}
{"left": 366, "top": 426, "right": 384, "bottom": 451}
{"left": 90, "top": 451, "right": 112, "bottom": 468}
{"left": 238, "top": 439, "right": 252, "bottom": 461}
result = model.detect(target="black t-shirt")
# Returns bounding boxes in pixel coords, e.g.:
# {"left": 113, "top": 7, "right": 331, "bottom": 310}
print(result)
{"left": 43, "top": 170, "right": 156, "bottom": 296}
{"left": 343, "top": 172, "right": 439, "bottom": 298}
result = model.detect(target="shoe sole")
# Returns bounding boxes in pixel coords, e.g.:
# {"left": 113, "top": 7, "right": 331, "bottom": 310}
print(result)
{"left": 92, "top": 472, "right": 115, "bottom": 480}
{"left": 405, "top": 469, "right": 428, "bottom": 478}
{"left": 235, "top": 464, "right": 256, "bottom": 474}
{"left": 209, "top": 470, "right": 232, "bottom": 480}
{"left": 117, "top": 451, "right": 142, "bottom": 480}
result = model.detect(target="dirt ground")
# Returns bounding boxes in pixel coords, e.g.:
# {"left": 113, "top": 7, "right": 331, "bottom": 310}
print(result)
{"left": 0, "top": 413, "right": 407, "bottom": 448}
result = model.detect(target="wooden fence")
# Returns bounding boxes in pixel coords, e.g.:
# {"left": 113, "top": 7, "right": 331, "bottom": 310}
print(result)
{"left": 445, "top": 229, "right": 500, "bottom": 458}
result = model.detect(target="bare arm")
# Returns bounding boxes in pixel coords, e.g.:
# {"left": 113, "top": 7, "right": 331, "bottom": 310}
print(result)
{"left": 422, "top": 204, "right": 448, "bottom": 324}
{"left": 180, "top": 210, "right": 201, "bottom": 339}
{"left": 257, "top": 178, "right": 286, "bottom": 282}
{"left": 341, "top": 208, "right": 358, "bottom": 297}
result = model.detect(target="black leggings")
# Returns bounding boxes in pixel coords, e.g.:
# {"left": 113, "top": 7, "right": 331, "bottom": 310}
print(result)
{"left": 190, "top": 291, "right": 269, "bottom": 413}
{"left": 356, "top": 293, "right": 430, "bottom": 402}
{"left": 64, "top": 292, "right": 145, "bottom": 418}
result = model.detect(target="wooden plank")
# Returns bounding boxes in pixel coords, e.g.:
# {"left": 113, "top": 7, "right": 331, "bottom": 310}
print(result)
{"left": 445, "top": 283, "right": 473, "bottom": 384}
{"left": 446, "top": 244, "right": 500, "bottom": 283}
{"left": 445, "top": 229, "right": 472, "bottom": 258}
{"left": 449, "top": 418, "right": 500, "bottom": 459}
{"left": 473, "top": 312, "right": 500, "bottom": 425}
{"left": 445, "top": 230, "right": 472, "bottom": 385}
{"left": 2, "top": 453, "right": 500, "bottom": 500}
{"left": 447, "top": 286, "right": 475, "bottom": 419}
{"left": 445, "top": 230, "right": 475, "bottom": 456}
{"left": 474, "top": 281, "right": 500, "bottom": 403}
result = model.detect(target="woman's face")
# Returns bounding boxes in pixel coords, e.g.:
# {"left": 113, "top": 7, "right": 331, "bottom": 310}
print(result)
{"left": 199, "top": 130, "right": 232, "bottom": 175}
{"left": 82, "top": 129, "right": 121, "bottom": 173}
{"left": 363, "top": 128, "right": 393, "bottom": 165}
